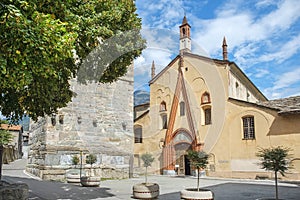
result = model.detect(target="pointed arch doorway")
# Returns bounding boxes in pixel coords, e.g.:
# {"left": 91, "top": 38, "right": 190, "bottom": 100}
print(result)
{"left": 163, "top": 128, "right": 197, "bottom": 175}
{"left": 175, "top": 142, "right": 192, "bottom": 175}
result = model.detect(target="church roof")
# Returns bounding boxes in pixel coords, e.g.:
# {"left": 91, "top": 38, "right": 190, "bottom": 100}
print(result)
{"left": 257, "top": 96, "right": 300, "bottom": 115}
{"left": 149, "top": 52, "right": 267, "bottom": 101}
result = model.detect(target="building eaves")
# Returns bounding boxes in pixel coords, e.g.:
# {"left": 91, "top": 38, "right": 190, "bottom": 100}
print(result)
{"left": 228, "top": 98, "right": 280, "bottom": 112}
{"left": 134, "top": 110, "right": 149, "bottom": 122}
{"left": 257, "top": 96, "right": 300, "bottom": 115}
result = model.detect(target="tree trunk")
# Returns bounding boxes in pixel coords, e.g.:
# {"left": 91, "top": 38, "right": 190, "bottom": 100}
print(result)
{"left": 145, "top": 166, "right": 148, "bottom": 184}
{"left": 0, "top": 145, "right": 3, "bottom": 180}
{"left": 197, "top": 167, "right": 200, "bottom": 192}
{"left": 275, "top": 171, "right": 278, "bottom": 200}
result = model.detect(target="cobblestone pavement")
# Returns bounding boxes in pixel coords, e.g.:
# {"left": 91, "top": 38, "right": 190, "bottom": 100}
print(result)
{"left": 2, "top": 159, "right": 300, "bottom": 200}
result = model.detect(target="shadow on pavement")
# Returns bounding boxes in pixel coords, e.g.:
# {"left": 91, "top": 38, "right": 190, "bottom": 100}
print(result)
{"left": 3, "top": 175, "right": 115, "bottom": 200}
{"left": 157, "top": 183, "right": 300, "bottom": 200}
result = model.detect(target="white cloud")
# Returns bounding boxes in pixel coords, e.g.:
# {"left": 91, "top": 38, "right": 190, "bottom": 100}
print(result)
{"left": 258, "top": 34, "right": 300, "bottom": 63}
{"left": 273, "top": 68, "right": 300, "bottom": 90}
{"left": 254, "top": 68, "right": 270, "bottom": 78}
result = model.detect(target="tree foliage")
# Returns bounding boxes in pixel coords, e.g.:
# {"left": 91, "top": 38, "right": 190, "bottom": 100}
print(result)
{"left": 0, "top": 129, "right": 14, "bottom": 145}
{"left": 256, "top": 146, "right": 292, "bottom": 200}
{"left": 141, "top": 153, "right": 154, "bottom": 168}
{"left": 141, "top": 153, "right": 154, "bottom": 184}
{"left": 0, "top": 0, "right": 145, "bottom": 122}
{"left": 71, "top": 155, "right": 80, "bottom": 166}
{"left": 187, "top": 150, "right": 209, "bottom": 170}
{"left": 256, "top": 146, "right": 291, "bottom": 176}
{"left": 187, "top": 150, "right": 209, "bottom": 191}
{"left": 86, "top": 154, "right": 97, "bottom": 166}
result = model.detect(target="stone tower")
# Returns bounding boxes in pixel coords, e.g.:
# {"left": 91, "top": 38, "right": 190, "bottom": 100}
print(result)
{"left": 27, "top": 64, "right": 134, "bottom": 180}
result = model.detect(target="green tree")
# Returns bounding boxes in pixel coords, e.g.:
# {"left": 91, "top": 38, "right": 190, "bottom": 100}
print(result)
{"left": 187, "top": 150, "right": 209, "bottom": 191}
{"left": 0, "top": 128, "right": 14, "bottom": 180}
{"left": 71, "top": 155, "right": 80, "bottom": 168}
{"left": 141, "top": 153, "right": 154, "bottom": 184}
{"left": 0, "top": 0, "right": 145, "bottom": 122}
{"left": 256, "top": 146, "right": 292, "bottom": 200}
{"left": 86, "top": 154, "right": 97, "bottom": 176}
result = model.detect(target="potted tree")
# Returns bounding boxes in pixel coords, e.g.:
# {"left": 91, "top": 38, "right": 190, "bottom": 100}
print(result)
{"left": 256, "top": 146, "right": 292, "bottom": 200}
{"left": 80, "top": 154, "right": 100, "bottom": 187}
{"left": 180, "top": 150, "right": 213, "bottom": 200}
{"left": 133, "top": 153, "right": 159, "bottom": 199}
{"left": 66, "top": 155, "right": 82, "bottom": 184}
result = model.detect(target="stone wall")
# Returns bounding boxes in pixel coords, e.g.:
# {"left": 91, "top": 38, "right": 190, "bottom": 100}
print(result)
{"left": 27, "top": 64, "right": 134, "bottom": 180}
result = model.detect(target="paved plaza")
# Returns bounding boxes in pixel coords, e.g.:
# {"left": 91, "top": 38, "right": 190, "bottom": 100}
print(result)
{"left": 2, "top": 159, "right": 300, "bottom": 200}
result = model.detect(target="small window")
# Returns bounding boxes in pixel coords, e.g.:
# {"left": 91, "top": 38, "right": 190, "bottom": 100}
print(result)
{"left": 59, "top": 115, "right": 64, "bottom": 124}
{"left": 160, "top": 101, "right": 167, "bottom": 111}
{"left": 134, "top": 126, "right": 143, "bottom": 143}
{"left": 180, "top": 101, "right": 185, "bottom": 116}
{"left": 162, "top": 114, "right": 168, "bottom": 129}
{"left": 242, "top": 116, "right": 255, "bottom": 139}
{"left": 201, "top": 92, "right": 210, "bottom": 104}
{"left": 204, "top": 108, "right": 212, "bottom": 125}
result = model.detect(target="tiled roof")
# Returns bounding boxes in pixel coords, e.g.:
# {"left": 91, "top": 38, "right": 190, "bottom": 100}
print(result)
{"left": 0, "top": 124, "right": 22, "bottom": 131}
{"left": 258, "top": 96, "right": 300, "bottom": 115}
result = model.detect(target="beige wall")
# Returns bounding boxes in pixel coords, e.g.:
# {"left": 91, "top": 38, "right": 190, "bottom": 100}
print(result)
{"left": 134, "top": 54, "right": 300, "bottom": 180}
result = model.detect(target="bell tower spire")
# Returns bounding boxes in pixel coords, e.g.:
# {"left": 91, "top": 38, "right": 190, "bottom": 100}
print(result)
{"left": 179, "top": 16, "right": 191, "bottom": 54}
{"left": 222, "top": 36, "right": 228, "bottom": 60}
{"left": 151, "top": 60, "right": 156, "bottom": 79}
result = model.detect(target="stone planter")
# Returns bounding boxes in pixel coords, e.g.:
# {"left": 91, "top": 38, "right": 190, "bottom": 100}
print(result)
{"left": 133, "top": 183, "right": 159, "bottom": 199}
{"left": 180, "top": 188, "right": 214, "bottom": 200}
{"left": 80, "top": 176, "right": 101, "bottom": 187}
{"left": 66, "top": 169, "right": 85, "bottom": 184}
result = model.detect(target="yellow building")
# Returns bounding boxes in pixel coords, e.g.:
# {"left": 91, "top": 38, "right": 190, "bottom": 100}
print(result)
{"left": 134, "top": 16, "right": 300, "bottom": 180}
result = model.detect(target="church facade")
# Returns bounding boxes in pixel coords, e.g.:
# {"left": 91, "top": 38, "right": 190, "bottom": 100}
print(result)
{"left": 134, "top": 16, "right": 300, "bottom": 180}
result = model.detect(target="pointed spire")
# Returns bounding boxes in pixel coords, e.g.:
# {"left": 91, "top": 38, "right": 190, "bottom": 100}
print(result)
{"left": 222, "top": 36, "right": 228, "bottom": 60}
{"left": 151, "top": 60, "right": 156, "bottom": 79}
{"left": 182, "top": 15, "right": 188, "bottom": 25}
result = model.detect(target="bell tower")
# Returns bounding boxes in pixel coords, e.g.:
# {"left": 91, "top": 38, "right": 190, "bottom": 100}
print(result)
{"left": 179, "top": 16, "right": 191, "bottom": 54}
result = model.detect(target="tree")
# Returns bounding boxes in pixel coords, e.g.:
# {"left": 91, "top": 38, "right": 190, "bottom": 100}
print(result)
{"left": 71, "top": 155, "right": 80, "bottom": 168}
{"left": 141, "top": 153, "right": 154, "bottom": 184}
{"left": 0, "top": 0, "right": 145, "bottom": 122}
{"left": 187, "top": 150, "right": 209, "bottom": 192}
{"left": 86, "top": 154, "right": 97, "bottom": 176}
{"left": 0, "top": 128, "right": 14, "bottom": 180}
{"left": 256, "top": 146, "right": 292, "bottom": 200}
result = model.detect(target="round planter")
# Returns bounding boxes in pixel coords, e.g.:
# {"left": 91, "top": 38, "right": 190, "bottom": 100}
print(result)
{"left": 66, "top": 169, "right": 85, "bottom": 184}
{"left": 66, "top": 173, "right": 81, "bottom": 183}
{"left": 133, "top": 183, "right": 159, "bottom": 199}
{"left": 180, "top": 188, "right": 214, "bottom": 200}
{"left": 80, "top": 176, "right": 100, "bottom": 187}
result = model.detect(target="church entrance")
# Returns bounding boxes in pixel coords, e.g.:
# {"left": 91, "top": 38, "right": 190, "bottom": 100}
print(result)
{"left": 174, "top": 142, "right": 191, "bottom": 175}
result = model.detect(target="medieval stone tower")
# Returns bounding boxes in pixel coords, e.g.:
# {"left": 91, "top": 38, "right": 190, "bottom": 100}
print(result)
{"left": 27, "top": 64, "right": 134, "bottom": 180}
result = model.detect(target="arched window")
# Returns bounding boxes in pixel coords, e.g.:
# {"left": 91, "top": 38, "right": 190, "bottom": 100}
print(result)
{"left": 204, "top": 107, "right": 212, "bottom": 125}
{"left": 242, "top": 116, "right": 255, "bottom": 139}
{"left": 160, "top": 101, "right": 167, "bottom": 111}
{"left": 180, "top": 101, "right": 185, "bottom": 116}
{"left": 201, "top": 92, "right": 211, "bottom": 104}
{"left": 161, "top": 114, "right": 168, "bottom": 129}
{"left": 134, "top": 125, "right": 143, "bottom": 143}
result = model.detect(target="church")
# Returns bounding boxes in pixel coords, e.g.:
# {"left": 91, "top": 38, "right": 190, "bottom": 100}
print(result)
{"left": 133, "top": 16, "right": 300, "bottom": 180}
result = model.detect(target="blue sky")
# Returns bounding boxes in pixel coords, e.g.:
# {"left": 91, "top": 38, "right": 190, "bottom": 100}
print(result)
{"left": 134, "top": 0, "right": 300, "bottom": 100}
